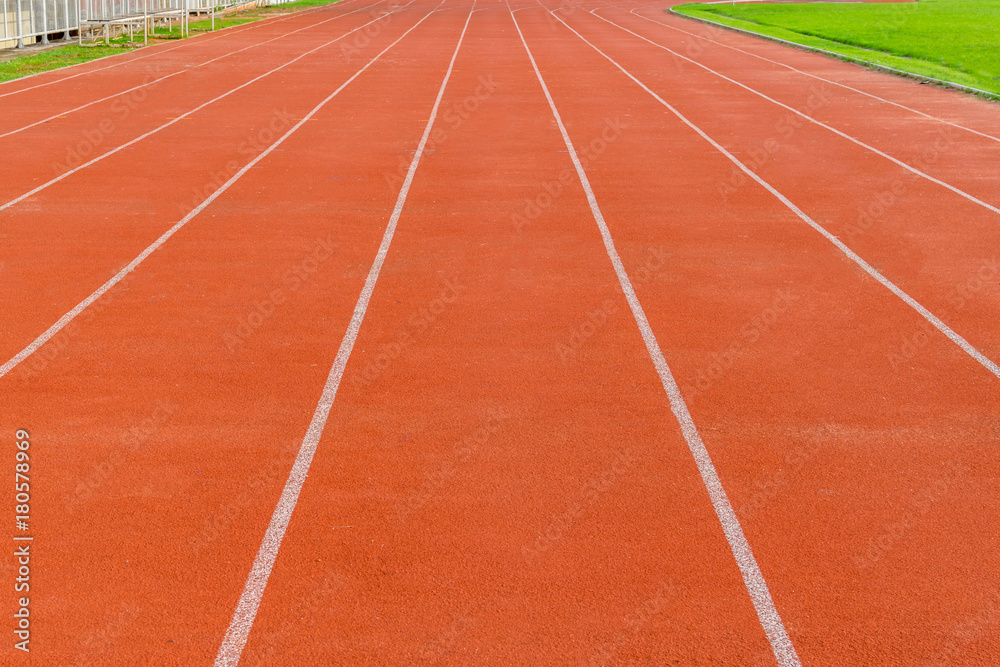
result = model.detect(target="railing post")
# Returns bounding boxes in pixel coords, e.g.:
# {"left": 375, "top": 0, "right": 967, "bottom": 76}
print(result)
{"left": 15, "top": 0, "right": 23, "bottom": 47}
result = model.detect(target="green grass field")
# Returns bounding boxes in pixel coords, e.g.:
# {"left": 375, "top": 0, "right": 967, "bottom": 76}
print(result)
{"left": 0, "top": 0, "right": 342, "bottom": 83}
{"left": 673, "top": 0, "right": 1000, "bottom": 96}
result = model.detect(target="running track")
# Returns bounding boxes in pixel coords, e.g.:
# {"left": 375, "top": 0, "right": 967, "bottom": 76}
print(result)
{"left": 1, "top": 0, "right": 998, "bottom": 663}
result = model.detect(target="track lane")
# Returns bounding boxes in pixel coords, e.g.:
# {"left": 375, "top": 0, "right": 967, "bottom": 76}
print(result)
{"left": 591, "top": 6, "right": 1000, "bottom": 209}
{"left": 0, "top": 0, "right": 386, "bottom": 140}
{"left": 546, "top": 5, "right": 1000, "bottom": 375}
{"left": 0, "top": 5, "right": 460, "bottom": 664}
{"left": 0, "top": 1, "right": 407, "bottom": 202}
{"left": 517, "top": 5, "right": 1000, "bottom": 664}
{"left": 0, "top": 0, "right": 359, "bottom": 99}
{"left": 624, "top": 6, "right": 1000, "bottom": 146}
{"left": 0, "top": 2, "right": 426, "bottom": 371}
{"left": 632, "top": 1, "right": 1000, "bottom": 141}
{"left": 230, "top": 3, "right": 781, "bottom": 665}
{"left": 2, "top": 0, "right": 998, "bottom": 663}
{"left": 512, "top": 6, "right": 799, "bottom": 663}
{"left": 214, "top": 2, "right": 463, "bottom": 662}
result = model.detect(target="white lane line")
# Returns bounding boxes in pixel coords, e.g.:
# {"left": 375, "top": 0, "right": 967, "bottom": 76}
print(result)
{"left": 581, "top": 11, "right": 1000, "bottom": 218}
{"left": 0, "top": 0, "right": 360, "bottom": 98}
{"left": 0, "top": 0, "right": 423, "bottom": 383}
{"left": 212, "top": 4, "right": 474, "bottom": 665}
{"left": 0, "top": 1, "right": 415, "bottom": 215}
{"left": 623, "top": 9, "right": 1000, "bottom": 146}
{"left": 510, "top": 6, "right": 802, "bottom": 667}
{"left": 547, "top": 11, "right": 1000, "bottom": 382}
{"left": 0, "top": 0, "right": 387, "bottom": 140}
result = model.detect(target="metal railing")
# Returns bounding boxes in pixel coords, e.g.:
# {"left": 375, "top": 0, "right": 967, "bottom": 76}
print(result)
{"left": 82, "top": 0, "right": 183, "bottom": 21}
{"left": 2, "top": 0, "right": 79, "bottom": 48}
{"left": 2, "top": 0, "right": 292, "bottom": 49}
{"left": 79, "top": 0, "right": 261, "bottom": 21}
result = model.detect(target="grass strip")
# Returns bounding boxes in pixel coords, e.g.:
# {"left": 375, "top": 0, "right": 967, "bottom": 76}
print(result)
{"left": 673, "top": 0, "right": 1000, "bottom": 98}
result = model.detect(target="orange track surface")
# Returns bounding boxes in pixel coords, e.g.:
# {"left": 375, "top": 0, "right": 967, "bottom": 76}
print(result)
{"left": 1, "top": 0, "right": 998, "bottom": 664}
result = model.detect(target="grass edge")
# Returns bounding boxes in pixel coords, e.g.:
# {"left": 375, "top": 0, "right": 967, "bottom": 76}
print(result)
{"left": 670, "top": 5, "right": 1000, "bottom": 102}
